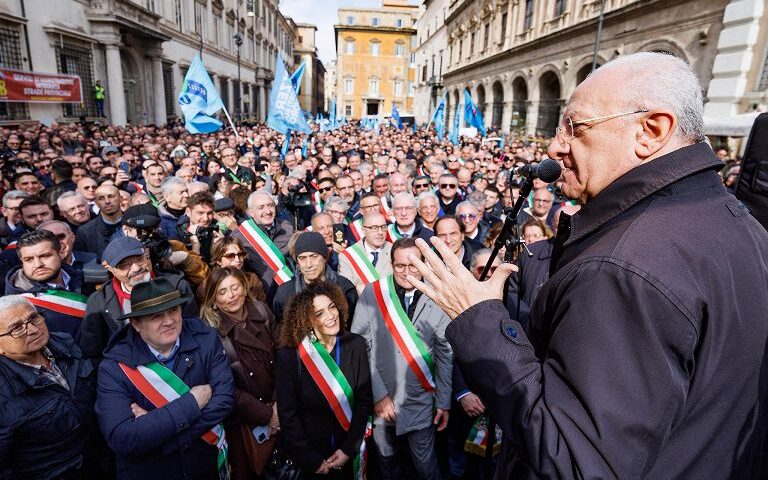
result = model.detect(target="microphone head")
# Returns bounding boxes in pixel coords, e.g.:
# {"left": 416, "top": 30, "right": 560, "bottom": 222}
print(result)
{"left": 536, "top": 158, "right": 562, "bottom": 183}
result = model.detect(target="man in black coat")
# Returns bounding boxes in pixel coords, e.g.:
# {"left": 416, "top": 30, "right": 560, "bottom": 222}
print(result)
{"left": 74, "top": 183, "right": 123, "bottom": 260}
{"left": 407, "top": 53, "right": 768, "bottom": 479}
{"left": 735, "top": 112, "right": 768, "bottom": 230}
{"left": 272, "top": 232, "right": 357, "bottom": 322}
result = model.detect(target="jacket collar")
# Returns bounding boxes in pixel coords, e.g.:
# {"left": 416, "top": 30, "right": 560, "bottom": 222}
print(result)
{"left": 1, "top": 334, "right": 80, "bottom": 394}
{"left": 218, "top": 302, "right": 271, "bottom": 351}
{"left": 565, "top": 142, "right": 722, "bottom": 247}
{"left": 105, "top": 318, "right": 204, "bottom": 368}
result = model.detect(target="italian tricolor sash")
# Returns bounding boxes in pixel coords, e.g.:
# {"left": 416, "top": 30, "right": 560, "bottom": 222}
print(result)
{"left": 372, "top": 275, "right": 435, "bottom": 391}
{"left": 238, "top": 219, "right": 294, "bottom": 285}
{"left": 118, "top": 362, "right": 228, "bottom": 476}
{"left": 340, "top": 243, "right": 379, "bottom": 286}
{"left": 22, "top": 290, "right": 87, "bottom": 318}
{"left": 348, "top": 218, "right": 364, "bottom": 241}
{"left": 4, "top": 241, "right": 16, "bottom": 250}
{"left": 385, "top": 224, "right": 402, "bottom": 243}
{"left": 312, "top": 191, "right": 324, "bottom": 213}
{"left": 298, "top": 337, "right": 369, "bottom": 479}
{"left": 380, "top": 199, "right": 394, "bottom": 223}
{"left": 464, "top": 415, "right": 502, "bottom": 456}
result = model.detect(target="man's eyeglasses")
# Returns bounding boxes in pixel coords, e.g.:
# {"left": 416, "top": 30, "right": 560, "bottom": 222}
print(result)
{"left": 440, "top": 184, "right": 457, "bottom": 189}
{"left": 556, "top": 110, "right": 648, "bottom": 146}
{"left": 360, "top": 204, "right": 379, "bottom": 211}
{"left": 393, "top": 263, "right": 420, "bottom": 273}
{"left": 413, "top": 183, "right": 430, "bottom": 190}
{"left": 458, "top": 213, "right": 478, "bottom": 222}
{"left": 0, "top": 312, "right": 45, "bottom": 338}
{"left": 363, "top": 224, "right": 387, "bottom": 232}
{"left": 221, "top": 252, "right": 246, "bottom": 261}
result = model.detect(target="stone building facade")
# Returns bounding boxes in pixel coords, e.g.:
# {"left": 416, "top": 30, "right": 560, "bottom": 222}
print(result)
{"left": 413, "top": 0, "right": 449, "bottom": 124}
{"left": 0, "top": 0, "right": 297, "bottom": 126}
{"left": 294, "top": 23, "right": 326, "bottom": 115}
{"left": 427, "top": 0, "right": 767, "bottom": 136}
{"left": 335, "top": 0, "right": 418, "bottom": 119}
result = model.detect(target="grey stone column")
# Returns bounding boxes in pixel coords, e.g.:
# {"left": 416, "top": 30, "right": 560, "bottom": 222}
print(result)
{"left": 105, "top": 44, "right": 127, "bottom": 126}
{"left": 151, "top": 55, "right": 166, "bottom": 125}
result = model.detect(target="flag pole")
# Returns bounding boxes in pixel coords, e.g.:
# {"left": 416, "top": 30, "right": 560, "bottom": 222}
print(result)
{"left": 221, "top": 105, "right": 241, "bottom": 142}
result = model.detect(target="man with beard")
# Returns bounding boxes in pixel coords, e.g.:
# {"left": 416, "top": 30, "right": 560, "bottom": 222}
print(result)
{"left": 4, "top": 230, "right": 85, "bottom": 338}
{"left": 79, "top": 236, "right": 198, "bottom": 359}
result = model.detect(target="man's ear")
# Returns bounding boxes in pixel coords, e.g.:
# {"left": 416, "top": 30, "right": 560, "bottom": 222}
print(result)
{"left": 635, "top": 109, "right": 677, "bottom": 160}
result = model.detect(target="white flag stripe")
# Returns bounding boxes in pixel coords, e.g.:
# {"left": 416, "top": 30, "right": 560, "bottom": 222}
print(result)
{"left": 136, "top": 365, "right": 183, "bottom": 402}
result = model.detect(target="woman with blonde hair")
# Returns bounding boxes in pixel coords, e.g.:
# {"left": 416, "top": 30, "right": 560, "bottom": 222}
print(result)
{"left": 276, "top": 281, "right": 372, "bottom": 479}
{"left": 200, "top": 267, "right": 278, "bottom": 479}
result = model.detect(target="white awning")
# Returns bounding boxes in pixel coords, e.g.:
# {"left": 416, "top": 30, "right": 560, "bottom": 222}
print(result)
{"left": 703, "top": 111, "right": 761, "bottom": 137}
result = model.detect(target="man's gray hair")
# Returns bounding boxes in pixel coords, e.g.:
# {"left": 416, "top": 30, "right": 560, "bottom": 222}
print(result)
{"left": 2, "top": 190, "right": 29, "bottom": 208}
{"left": 392, "top": 192, "right": 417, "bottom": 208}
{"left": 161, "top": 176, "right": 187, "bottom": 196}
{"left": 0, "top": 295, "right": 34, "bottom": 314}
{"left": 417, "top": 191, "right": 439, "bottom": 208}
{"left": 470, "top": 248, "right": 494, "bottom": 270}
{"left": 56, "top": 191, "right": 86, "bottom": 209}
{"left": 247, "top": 190, "right": 276, "bottom": 211}
{"left": 324, "top": 196, "right": 349, "bottom": 212}
{"left": 38, "top": 220, "right": 73, "bottom": 234}
{"left": 456, "top": 200, "right": 478, "bottom": 213}
{"left": 596, "top": 52, "right": 704, "bottom": 142}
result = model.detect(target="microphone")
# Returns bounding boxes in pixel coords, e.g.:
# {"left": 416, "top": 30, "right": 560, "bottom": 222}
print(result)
{"left": 513, "top": 158, "right": 562, "bottom": 183}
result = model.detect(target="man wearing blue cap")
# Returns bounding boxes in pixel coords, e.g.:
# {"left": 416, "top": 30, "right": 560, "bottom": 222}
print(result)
{"left": 79, "top": 235, "right": 197, "bottom": 359}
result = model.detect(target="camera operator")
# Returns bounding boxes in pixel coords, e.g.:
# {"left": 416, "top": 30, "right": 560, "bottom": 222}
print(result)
{"left": 79, "top": 235, "right": 198, "bottom": 360}
{"left": 276, "top": 171, "right": 313, "bottom": 230}
{"left": 177, "top": 191, "right": 223, "bottom": 264}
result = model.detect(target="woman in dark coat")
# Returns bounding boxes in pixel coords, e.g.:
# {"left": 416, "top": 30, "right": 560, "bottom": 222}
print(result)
{"left": 276, "top": 281, "right": 373, "bottom": 479}
{"left": 200, "top": 267, "right": 278, "bottom": 479}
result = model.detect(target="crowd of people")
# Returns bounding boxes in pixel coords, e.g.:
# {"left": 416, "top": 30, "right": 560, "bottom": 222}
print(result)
{"left": 0, "top": 76, "right": 748, "bottom": 480}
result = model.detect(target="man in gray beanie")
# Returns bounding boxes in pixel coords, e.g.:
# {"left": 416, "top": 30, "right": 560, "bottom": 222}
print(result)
{"left": 271, "top": 231, "right": 358, "bottom": 322}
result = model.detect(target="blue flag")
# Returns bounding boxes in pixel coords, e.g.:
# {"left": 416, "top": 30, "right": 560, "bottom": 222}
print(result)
{"left": 177, "top": 55, "right": 225, "bottom": 134}
{"left": 281, "top": 130, "right": 291, "bottom": 159}
{"left": 430, "top": 93, "right": 447, "bottom": 141}
{"left": 500, "top": 133, "right": 505, "bottom": 150}
{"left": 290, "top": 62, "right": 306, "bottom": 94}
{"left": 329, "top": 99, "right": 337, "bottom": 130}
{"left": 391, "top": 103, "right": 403, "bottom": 130}
{"left": 463, "top": 90, "right": 487, "bottom": 136}
{"left": 301, "top": 135, "right": 308, "bottom": 158}
{"left": 267, "top": 55, "right": 311, "bottom": 134}
{"left": 450, "top": 100, "right": 461, "bottom": 145}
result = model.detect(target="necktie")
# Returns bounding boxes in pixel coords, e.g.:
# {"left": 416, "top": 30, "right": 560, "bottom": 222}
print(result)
{"left": 404, "top": 294, "right": 412, "bottom": 313}
{"left": 371, "top": 251, "right": 379, "bottom": 266}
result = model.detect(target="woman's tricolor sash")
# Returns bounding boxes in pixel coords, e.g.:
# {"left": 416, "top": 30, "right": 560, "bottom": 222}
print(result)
{"left": 372, "top": 275, "right": 435, "bottom": 391}
{"left": 340, "top": 243, "right": 379, "bottom": 286}
{"left": 298, "top": 337, "right": 369, "bottom": 479}
{"left": 118, "top": 362, "right": 228, "bottom": 476}
{"left": 22, "top": 290, "right": 87, "bottom": 318}
{"left": 238, "top": 219, "right": 294, "bottom": 285}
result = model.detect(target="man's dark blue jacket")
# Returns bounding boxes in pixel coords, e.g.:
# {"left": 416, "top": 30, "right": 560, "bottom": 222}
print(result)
{"left": 96, "top": 317, "right": 234, "bottom": 480}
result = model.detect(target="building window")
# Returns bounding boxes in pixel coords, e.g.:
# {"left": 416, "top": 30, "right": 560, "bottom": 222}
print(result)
{"left": 345, "top": 78, "right": 354, "bottom": 94}
{"left": 501, "top": 13, "right": 508, "bottom": 41}
{"left": 0, "top": 21, "right": 29, "bottom": 120}
{"left": 459, "top": 39, "right": 463, "bottom": 60}
{"left": 372, "top": 17, "right": 381, "bottom": 26}
{"left": 393, "top": 80, "right": 402, "bottom": 97}
{"left": 345, "top": 40, "right": 355, "bottom": 54}
{"left": 194, "top": 1, "right": 205, "bottom": 36}
{"left": 524, "top": 0, "right": 534, "bottom": 30}
{"left": 146, "top": 0, "right": 156, "bottom": 12}
{"left": 370, "top": 41, "right": 380, "bottom": 56}
{"left": 470, "top": 32, "right": 475, "bottom": 55}
{"left": 410, "top": 52, "right": 415, "bottom": 63}
{"left": 214, "top": 15, "right": 221, "bottom": 45}
{"left": 346, "top": 16, "right": 354, "bottom": 25}
{"left": 345, "top": 105, "right": 352, "bottom": 117}
{"left": 163, "top": 63, "right": 175, "bottom": 118}
{"left": 395, "top": 43, "right": 404, "bottom": 57}
{"left": 174, "top": 0, "right": 183, "bottom": 29}
{"left": 395, "top": 18, "right": 403, "bottom": 27}
{"left": 554, "top": 0, "right": 567, "bottom": 17}
{"left": 220, "top": 77, "right": 229, "bottom": 111}
{"left": 484, "top": 23, "right": 490, "bottom": 50}
{"left": 369, "top": 78, "right": 379, "bottom": 96}
{"left": 55, "top": 40, "right": 95, "bottom": 118}
{"left": 408, "top": 81, "right": 414, "bottom": 96}
{"left": 421, "top": 65, "right": 427, "bottom": 82}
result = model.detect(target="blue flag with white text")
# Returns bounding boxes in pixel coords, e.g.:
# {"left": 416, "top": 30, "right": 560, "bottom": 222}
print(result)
{"left": 450, "top": 101, "right": 461, "bottom": 145}
{"left": 301, "top": 135, "right": 308, "bottom": 158}
{"left": 178, "top": 55, "right": 225, "bottom": 134}
{"left": 430, "top": 93, "right": 447, "bottom": 141}
{"left": 281, "top": 130, "right": 291, "bottom": 159}
{"left": 463, "top": 90, "right": 487, "bottom": 136}
{"left": 267, "top": 55, "right": 311, "bottom": 134}
{"left": 290, "top": 62, "right": 306, "bottom": 94}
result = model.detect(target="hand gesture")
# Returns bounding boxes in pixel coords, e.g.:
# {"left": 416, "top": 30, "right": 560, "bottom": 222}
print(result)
{"left": 315, "top": 460, "right": 332, "bottom": 474}
{"left": 326, "top": 450, "right": 350, "bottom": 471}
{"left": 130, "top": 403, "right": 148, "bottom": 418}
{"left": 374, "top": 395, "right": 397, "bottom": 422}
{"left": 190, "top": 384, "right": 212, "bottom": 409}
{"left": 433, "top": 408, "right": 449, "bottom": 431}
{"left": 406, "top": 237, "right": 517, "bottom": 319}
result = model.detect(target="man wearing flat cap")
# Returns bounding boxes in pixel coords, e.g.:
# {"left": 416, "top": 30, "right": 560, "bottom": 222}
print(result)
{"left": 96, "top": 277, "right": 234, "bottom": 480}
{"left": 79, "top": 235, "right": 198, "bottom": 359}
{"left": 272, "top": 231, "right": 358, "bottom": 321}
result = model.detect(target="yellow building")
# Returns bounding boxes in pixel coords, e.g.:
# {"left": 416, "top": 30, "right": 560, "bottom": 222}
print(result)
{"left": 334, "top": 0, "right": 418, "bottom": 119}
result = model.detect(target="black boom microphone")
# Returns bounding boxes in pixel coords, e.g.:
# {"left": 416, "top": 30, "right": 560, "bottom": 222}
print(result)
{"left": 513, "top": 158, "right": 563, "bottom": 182}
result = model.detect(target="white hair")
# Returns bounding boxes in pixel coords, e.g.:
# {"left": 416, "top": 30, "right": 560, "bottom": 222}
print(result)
{"left": 324, "top": 196, "right": 349, "bottom": 212}
{"left": 161, "top": 176, "right": 187, "bottom": 196}
{"left": 417, "top": 191, "right": 439, "bottom": 208}
{"left": 0, "top": 295, "right": 34, "bottom": 314}
{"left": 56, "top": 191, "right": 86, "bottom": 209}
{"left": 392, "top": 192, "right": 416, "bottom": 208}
{"left": 247, "top": 190, "right": 276, "bottom": 211}
{"left": 3, "top": 189, "right": 29, "bottom": 207}
{"left": 594, "top": 52, "right": 704, "bottom": 142}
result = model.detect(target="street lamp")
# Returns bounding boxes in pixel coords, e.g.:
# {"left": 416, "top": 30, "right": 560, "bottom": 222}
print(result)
{"left": 234, "top": 1, "right": 244, "bottom": 123}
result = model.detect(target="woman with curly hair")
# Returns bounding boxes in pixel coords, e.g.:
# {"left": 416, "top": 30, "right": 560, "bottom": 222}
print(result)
{"left": 276, "top": 281, "right": 373, "bottom": 479}
{"left": 200, "top": 267, "right": 278, "bottom": 479}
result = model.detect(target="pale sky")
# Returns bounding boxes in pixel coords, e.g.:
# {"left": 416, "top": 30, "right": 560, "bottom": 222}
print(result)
{"left": 279, "top": 0, "right": 416, "bottom": 66}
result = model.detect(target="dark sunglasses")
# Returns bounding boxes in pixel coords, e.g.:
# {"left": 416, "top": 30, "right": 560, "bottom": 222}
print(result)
{"left": 413, "top": 183, "right": 430, "bottom": 189}
{"left": 440, "top": 184, "right": 457, "bottom": 189}
{"left": 318, "top": 186, "right": 334, "bottom": 193}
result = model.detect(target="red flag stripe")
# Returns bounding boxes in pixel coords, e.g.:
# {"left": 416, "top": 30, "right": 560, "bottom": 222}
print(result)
{"left": 298, "top": 343, "right": 351, "bottom": 430}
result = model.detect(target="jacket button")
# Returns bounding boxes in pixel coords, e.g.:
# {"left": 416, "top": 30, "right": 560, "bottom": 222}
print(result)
{"left": 506, "top": 326, "right": 518, "bottom": 338}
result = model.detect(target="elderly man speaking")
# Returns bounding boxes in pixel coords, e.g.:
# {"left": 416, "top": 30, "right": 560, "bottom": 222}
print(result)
{"left": 96, "top": 278, "right": 234, "bottom": 480}
{"left": 407, "top": 52, "right": 768, "bottom": 479}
